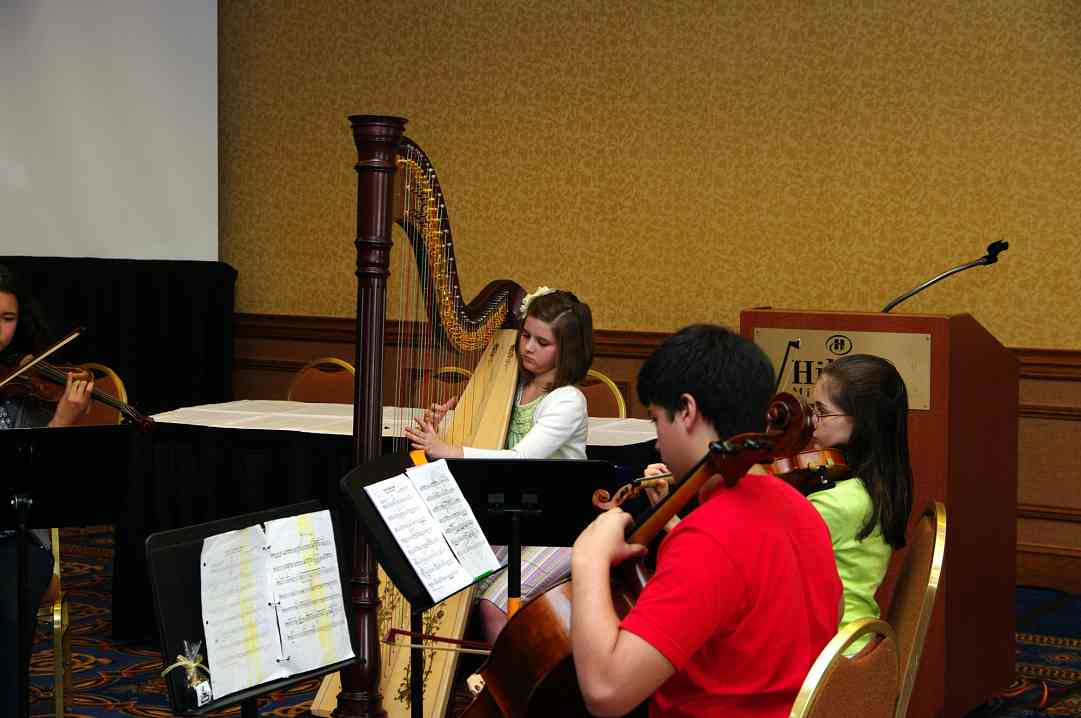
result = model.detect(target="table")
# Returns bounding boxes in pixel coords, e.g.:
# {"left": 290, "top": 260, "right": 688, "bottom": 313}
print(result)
{"left": 113, "top": 402, "right": 656, "bottom": 641}
{"left": 152, "top": 400, "right": 656, "bottom": 446}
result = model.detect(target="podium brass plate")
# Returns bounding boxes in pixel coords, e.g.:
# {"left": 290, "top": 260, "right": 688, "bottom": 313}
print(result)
{"left": 754, "top": 328, "right": 931, "bottom": 410}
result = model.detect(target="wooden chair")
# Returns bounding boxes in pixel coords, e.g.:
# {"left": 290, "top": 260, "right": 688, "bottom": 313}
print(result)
{"left": 578, "top": 368, "right": 626, "bottom": 418}
{"left": 886, "top": 500, "right": 947, "bottom": 718}
{"left": 287, "top": 357, "right": 356, "bottom": 403}
{"left": 411, "top": 365, "right": 472, "bottom": 406}
{"left": 789, "top": 618, "right": 900, "bottom": 718}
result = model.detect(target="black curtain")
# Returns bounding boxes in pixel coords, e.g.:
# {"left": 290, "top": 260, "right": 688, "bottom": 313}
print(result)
{"left": 0, "top": 256, "right": 236, "bottom": 414}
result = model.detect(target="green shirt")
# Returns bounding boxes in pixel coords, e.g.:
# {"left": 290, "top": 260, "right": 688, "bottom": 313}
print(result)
{"left": 808, "top": 477, "right": 892, "bottom": 651}
{"left": 505, "top": 393, "right": 543, "bottom": 449}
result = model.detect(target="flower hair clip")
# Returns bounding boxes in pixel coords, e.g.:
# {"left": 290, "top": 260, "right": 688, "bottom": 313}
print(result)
{"left": 519, "top": 286, "right": 557, "bottom": 317}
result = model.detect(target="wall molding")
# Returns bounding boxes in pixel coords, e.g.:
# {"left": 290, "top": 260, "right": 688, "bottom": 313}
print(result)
{"left": 236, "top": 315, "right": 1081, "bottom": 375}
{"left": 1017, "top": 504, "right": 1081, "bottom": 524}
{"left": 1013, "top": 347, "right": 1081, "bottom": 382}
{"left": 1018, "top": 404, "right": 1081, "bottom": 422}
{"left": 235, "top": 357, "right": 306, "bottom": 373}
{"left": 235, "top": 313, "right": 357, "bottom": 343}
{"left": 235, "top": 313, "right": 670, "bottom": 360}
{"left": 1017, "top": 542, "right": 1081, "bottom": 559}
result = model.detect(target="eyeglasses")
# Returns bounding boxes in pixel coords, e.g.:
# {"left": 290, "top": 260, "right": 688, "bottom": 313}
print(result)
{"left": 811, "top": 407, "right": 849, "bottom": 423}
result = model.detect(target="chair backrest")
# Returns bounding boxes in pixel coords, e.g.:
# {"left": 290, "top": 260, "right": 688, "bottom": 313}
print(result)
{"left": 287, "top": 357, "right": 356, "bottom": 403}
{"left": 885, "top": 500, "right": 947, "bottom": 718}
{"left": 578, "top": 368, "right": 626, "bottom": 418}
{"left": 410, "top": 365, "right": 472, "bottom": 407}
{"left": 74, "top": 362, "right": 128, "bottom": 426}
{"left": 790, "top": 618, "right": 900, "bottom": 718}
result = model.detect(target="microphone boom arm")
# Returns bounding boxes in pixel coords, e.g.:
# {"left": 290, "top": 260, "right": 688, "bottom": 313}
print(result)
{"left": 881, "top": 240, "right": 1008, "bottom": 313}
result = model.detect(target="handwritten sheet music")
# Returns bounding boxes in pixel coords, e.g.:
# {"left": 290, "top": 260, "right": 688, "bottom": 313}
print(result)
{"left": 364, "top": 472, "right": 474, "bottom": 603}
{"left": 265, "top": 510, "right": 354, "bottom": 675}
{"left": 406, "top": 461, "right": 500, "bottom": 581}
{"left": 200, "top": 525, "right": 285, "bottom": 699}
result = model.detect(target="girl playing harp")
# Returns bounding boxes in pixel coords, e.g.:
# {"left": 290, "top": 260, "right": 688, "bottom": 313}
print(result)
{"left": 404, "top": 287, "right": 595, "bottom": 641}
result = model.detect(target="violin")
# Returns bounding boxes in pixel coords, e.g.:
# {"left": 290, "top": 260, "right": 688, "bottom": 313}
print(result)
{"left": 0, "top": 328, "right": 153, "bottom": 428}
{"left": 769, "top": 447, "right": 850, "bottom": 495}
{"left": 460, "top": 392, "right": 811, "bottom": 717}
{"left": 593, "top": 402, "right": 850, "bottom": 512}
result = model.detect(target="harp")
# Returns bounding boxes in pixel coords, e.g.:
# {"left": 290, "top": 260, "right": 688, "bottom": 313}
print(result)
{"left": 318, "top": 116, "right": 526, "bottom": 718}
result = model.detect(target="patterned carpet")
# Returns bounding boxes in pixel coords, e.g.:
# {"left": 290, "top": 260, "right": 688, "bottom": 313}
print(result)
{"left": 26, "top": 527, "right": 1081, "bottom": 717}
{"left": 963, "top": 588, "right": 1081, "bottom": 718}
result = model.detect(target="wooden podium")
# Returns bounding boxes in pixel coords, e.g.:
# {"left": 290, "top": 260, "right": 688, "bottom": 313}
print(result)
{"left": 741, "top": 309, "right": 1017, "bottom": 718}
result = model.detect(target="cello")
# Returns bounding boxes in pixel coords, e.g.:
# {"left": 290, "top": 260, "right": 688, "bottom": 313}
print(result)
{"left": 460, "top": 393, "right": 813, "bottom": 717}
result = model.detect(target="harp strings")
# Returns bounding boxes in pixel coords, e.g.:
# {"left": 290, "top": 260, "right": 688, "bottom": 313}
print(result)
{"left": 391, "top": 145, "right": 479, "bottom": 450}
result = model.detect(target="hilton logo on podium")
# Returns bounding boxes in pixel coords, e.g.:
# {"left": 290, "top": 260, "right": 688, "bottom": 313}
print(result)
{"left": 826, "top": 335, "right": 853, "bottom": 356}
{"left": 753, "top": 328, "right": 932, "bottom": 411}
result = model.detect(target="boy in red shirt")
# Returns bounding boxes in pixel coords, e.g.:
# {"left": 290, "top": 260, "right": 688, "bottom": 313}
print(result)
{"left": 571, "top": 324, "right": 842, "bottom": 718}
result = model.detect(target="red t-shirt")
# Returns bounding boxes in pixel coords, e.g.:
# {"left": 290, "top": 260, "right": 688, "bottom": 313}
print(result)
{"left": 620, "top": 473, "right": 841, "bottom": 718}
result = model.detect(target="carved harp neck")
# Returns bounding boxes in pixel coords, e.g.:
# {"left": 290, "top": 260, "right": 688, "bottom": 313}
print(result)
{"left": 394, "top": 137, "right": 524, "bottom": 352}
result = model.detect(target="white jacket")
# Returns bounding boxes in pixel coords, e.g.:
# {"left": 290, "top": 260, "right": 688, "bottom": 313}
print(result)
{"left": 462, "top": 384, "right": 588, "bottom": 460}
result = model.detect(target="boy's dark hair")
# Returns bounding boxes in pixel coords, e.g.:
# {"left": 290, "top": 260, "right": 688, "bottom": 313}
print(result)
{"left": 821, "top": 354, "right": 913, "bottom": 549}
{"left": 520, "top": 290, "right": 593, "bottom": 389}
{"left": 0, "top": 263, "right": 52, "bottom": 364}
{"left": 637, "top": 324, "right": 774, "bottom": 439}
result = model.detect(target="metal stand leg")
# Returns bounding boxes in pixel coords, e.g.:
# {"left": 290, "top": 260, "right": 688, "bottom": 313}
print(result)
{"left": 411, "top": 608, "right": 423, "bottom": 718}
{"left": 13, "top": 494, "right": 32, "bottom": 718}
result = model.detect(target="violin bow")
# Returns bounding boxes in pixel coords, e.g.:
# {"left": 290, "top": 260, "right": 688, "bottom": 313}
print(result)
{"left": 0, "top": 327, "right": 83, "bottom": 390}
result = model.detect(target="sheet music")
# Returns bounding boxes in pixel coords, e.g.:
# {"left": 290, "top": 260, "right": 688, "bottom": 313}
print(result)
{"left": 200, "top": 524, "right": 285, "bottom": 699}
{"left": 265, "top": 510, "right": 354, "bottom": 674}
{"left": 406, "top": 460, "right": 500, "bottom": 581}
{"left": 364, "top": 473, "right": 473, "bottom": 603}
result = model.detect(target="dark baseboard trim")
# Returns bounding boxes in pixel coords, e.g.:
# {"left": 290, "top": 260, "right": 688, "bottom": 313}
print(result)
{"left": 1017, "top": 504, "right": 1081, "bottom": 524}
{"left": 236, "top": 314, "right": 1081, "bottom": 378}
{"left": 235, "top": 313, "right": 671, "bottom": 360}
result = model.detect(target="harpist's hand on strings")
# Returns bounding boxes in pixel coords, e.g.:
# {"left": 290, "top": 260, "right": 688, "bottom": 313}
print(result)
{"left": 417, "top": 395, "right": 458, "bottom": 431}
{"left": 403, "top": 418, "right": 464, "bottom": 460}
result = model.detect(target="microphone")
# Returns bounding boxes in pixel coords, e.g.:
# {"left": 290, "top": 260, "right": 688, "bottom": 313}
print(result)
{"left": 881, "top": 241, "right": 1009, "bottom": 313}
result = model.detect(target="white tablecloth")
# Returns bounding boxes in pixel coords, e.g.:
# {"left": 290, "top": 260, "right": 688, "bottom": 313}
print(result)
{"left": 152, "top": 400, "right": 656, "bottom": 447}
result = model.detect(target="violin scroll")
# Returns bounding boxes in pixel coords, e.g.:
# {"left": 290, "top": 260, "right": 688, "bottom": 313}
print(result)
{"left": 591, "top": 476, "right": 671, "bottom": 511}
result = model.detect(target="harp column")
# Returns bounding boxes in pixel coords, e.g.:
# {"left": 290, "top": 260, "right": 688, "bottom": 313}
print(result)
{"left": 339, "top": 114, "right": 406, "bottom": 718}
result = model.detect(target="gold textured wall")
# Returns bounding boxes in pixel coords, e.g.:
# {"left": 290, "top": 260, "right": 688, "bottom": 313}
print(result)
{"left": 220, "top": 0, "right": 1081, "bottom": 349}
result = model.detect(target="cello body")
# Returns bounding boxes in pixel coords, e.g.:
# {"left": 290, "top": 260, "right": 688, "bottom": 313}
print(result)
{"left": 462, "top": 562, "right": 649, "bottom": 718}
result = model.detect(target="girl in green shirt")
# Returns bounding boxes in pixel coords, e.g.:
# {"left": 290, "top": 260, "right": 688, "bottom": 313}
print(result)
{"left": 809, "top": 354, "right": 913, "bottom": 650}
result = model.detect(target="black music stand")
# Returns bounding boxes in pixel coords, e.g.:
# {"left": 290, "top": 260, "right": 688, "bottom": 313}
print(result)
{"left": 145, "top": 500, "right": 356, "bottom": 716}
{"left": 339, "top": 456, "right": 618, "bottom": 718}
{"left": 2, "top": 424, "right": 132, "bottom": 718}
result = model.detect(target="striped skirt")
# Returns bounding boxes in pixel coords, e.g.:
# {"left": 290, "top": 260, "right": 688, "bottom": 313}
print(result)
{"left": 477, "top": 545, "right": 571, "bottom": 613}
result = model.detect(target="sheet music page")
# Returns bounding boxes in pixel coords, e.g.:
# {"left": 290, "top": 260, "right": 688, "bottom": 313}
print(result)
{"left": 364, "top": 473, "right": 473, "bottom": 603}
{"left": 200, "top": 524, "right": 286, "bottom": 699}
{"left": 406, "top": 460, "right": 500, "bottom": 581}
{"left": 264, "top": 510, "right": 354, "bottom": 674}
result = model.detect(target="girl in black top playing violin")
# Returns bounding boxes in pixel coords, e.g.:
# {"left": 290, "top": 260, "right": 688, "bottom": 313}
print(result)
{"left": 1, "top": 263, "right": 96, "bottom": 718}
{"left": 0, "top": 264, "right": 93, "bottom": 428}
